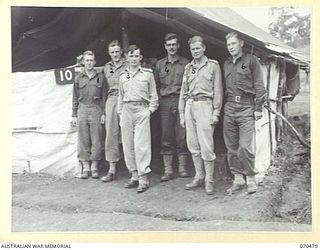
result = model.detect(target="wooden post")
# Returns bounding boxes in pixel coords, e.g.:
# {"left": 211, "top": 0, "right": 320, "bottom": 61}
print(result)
{"left": 266, "top": 62, "right": 273, "bottom": 165}
{"left": 276, "top": 60, "right": 285, "bottom": 141}
{"left": 281, "top": 61, "right": 288, "bottom": 133}
{"left": 121, "top": 10, "right": 129, "bottom": 52}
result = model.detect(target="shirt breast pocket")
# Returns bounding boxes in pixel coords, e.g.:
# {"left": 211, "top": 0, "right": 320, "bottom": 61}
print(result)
{"left": 135, "top": 78, "right": 149, "bottom": 93}
{"left": 236, "top": 68, "right": 255, "bottom": 95}
{"left": 186, "top": 72, "right": 196, "bottom": 85}
{"left": 159, "top": 71, "right": 167, "bottom": 85}
{"left": 78, "top": 80, "right": 87, "bottom": 100}
{"left": 105, "top": 70, "right": 114, "bottom": 80}
{"left": 94, "top": 78, "right": 103, "bottom": 100}
{"left": 236, "top": 67, "right": 251, "bottom": 83}
{"left": 202, "top": 72, "right": 214, "bottom": 91}
{"left": 174, "top": 72, "right": 183, "bottom": 86}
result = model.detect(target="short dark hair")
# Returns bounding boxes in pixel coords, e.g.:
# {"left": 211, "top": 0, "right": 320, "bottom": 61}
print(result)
{"left": 164, "top": 33, "right": 179, "bottom": 43}
{"left": 126, "top": 44, "right": 141, "bottom": 54}
{"left": 225, "top": 31, "right": 243, "bottom": 41}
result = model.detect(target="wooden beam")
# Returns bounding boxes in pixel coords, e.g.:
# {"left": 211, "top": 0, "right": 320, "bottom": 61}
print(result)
{"left": 121, "top": 10, "right": 129, "bottom": 52}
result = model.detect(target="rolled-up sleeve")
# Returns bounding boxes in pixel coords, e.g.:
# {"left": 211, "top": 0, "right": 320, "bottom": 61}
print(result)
{"left": 148, "top": 73, "right": 159, "bottom": 113}
{"left": 72, "top": 79, "right": 79, "bottom": 117}
{"left": 118, "top": 79, "right": 124, "bottom": 115}
{"left": 251, "top": 56, "right": 267, "bottom": 112}
{"left": 178, "top": 67, "right": 188, "bottom": 118}
{"left": 101, "top": 74, "right": 108, "bottom": 114}
{"left": 154, "top": 61, "right": 161, "bottom": 94}
{"left": 213, "top": 63, "right": 223, "bottom": 116}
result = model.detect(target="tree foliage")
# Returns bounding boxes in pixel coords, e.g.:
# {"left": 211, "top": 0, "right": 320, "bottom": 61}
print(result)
{"left": 268, "top": 7, "right": 310, "bottom": 48}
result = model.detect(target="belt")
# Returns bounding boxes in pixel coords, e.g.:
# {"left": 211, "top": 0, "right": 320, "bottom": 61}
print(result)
{"left": 226, "top": 95, "right": 253, "bottom": 104}
{"left": 79, "top": 103, "right": 100, "bottom": 108}
{"left": 124, "top": 101, "right": 147, "bottom": 106}
{"left": 162, "top": 94, "right": 179, "bottom": 99}
{"left": 190, "top": 96, "right": 212, "bottom": 102}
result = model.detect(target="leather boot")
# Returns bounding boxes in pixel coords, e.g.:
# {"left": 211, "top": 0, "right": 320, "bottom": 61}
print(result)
{"left": 204, "top": 160, "right": 215, "bottom": 195}
{"left": 227, "top": 173, "right": 246, "bottom": 194}
{"left": 161, "top": 155, "right": 174, "bottom": 182}
{"left": 91, "top": 161, "right": 99, "bottom": 179}
{"left": 101, "top": 162, "right": 116, "bottom": 182}
{"left": 185, "top": 155, "right": 205, "bottom": 190}
{"left": 80, "top": 161, "right": 90, "bottom": 179}
{"left": 178, "top": 154, "right": 190, "bottom": 178}
{"left": 185, "top": 178, "right": 204, "bottom": 190}
{"left": 124, "top": 170, "right": 139, "bottom": 188}
{"left": 246, "top": 175, "right": 258, "bottom": 194}
{"left": 137, "top": 174, "right": 150, "bottom": 193}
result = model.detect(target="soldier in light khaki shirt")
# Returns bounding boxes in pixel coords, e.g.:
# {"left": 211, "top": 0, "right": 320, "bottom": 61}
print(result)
{"left": 101, "top": 40, "right": 127, "bottom": 183}
{"left": 179, "top": 36, "right": 223, "bottom": 195}
{"left": 118, "top": 44, "right": 159, "bottom": 193}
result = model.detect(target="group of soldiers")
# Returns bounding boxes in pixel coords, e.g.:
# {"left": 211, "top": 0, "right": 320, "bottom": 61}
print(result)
{"left": 71, "top": 31, "right": 266, "bottom": 195}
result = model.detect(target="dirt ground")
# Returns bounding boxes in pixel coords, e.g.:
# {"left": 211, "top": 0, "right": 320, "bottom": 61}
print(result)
{"left": 12, "top": 89, "right": 311, "bottom": 232}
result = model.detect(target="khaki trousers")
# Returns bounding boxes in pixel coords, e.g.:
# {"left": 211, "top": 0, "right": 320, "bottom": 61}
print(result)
{"left": 120, "top": 102, "right": 152, "bottom": 176}
{"left": 105, "top": 95, "right": 121, "bottom": 162}
{"left": 77, "top": 104, "right": 104, "bottom": 162}
{"left": 185, "top": 99, "right": 216, "bottom": 161}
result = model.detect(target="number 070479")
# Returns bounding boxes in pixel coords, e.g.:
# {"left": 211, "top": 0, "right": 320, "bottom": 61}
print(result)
{"left": 300, "top": 244, "right": 319, "bottom": 248}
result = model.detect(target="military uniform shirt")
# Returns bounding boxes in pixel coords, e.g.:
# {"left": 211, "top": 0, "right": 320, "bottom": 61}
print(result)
{"left": 223, "top": 53, "right": 266, "bottom": 111}
{"left": 103, "top": 59, "right": 127, "bottom": 95}
{"left": 118, "top": 66, "right": 159, "bottom": 114}
{"left": 154, "top": 55, "right": 189, "bottom": 97}
{"left": 72, "top": 69, "right": 107, "bottom": 117}
{"left": 179, "top": 56, "right": 223, "bottom": 116}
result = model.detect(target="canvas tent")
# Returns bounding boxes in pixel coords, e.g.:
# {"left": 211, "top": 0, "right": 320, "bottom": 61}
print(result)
{"left": 12, "top": 7, "right": 310, "bottom": 179}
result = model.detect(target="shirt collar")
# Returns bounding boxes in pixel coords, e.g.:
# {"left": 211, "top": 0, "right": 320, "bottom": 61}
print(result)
{"left": 79, "top": 68, "right": 98, "bottom": 79}
{"left": 227, "top": 53, "right": 246, "bottom": 64}
{"left": 106, "top": 58, "right": 125, "bottom": 68}
{"left": 165, "top": 55, "right": 183, "bottom": 65}
{"left": 124, "top": 66, "right": 143, "bottom": 75}
{"left": 190, "top": 55, "right": 208, "bottom": 68}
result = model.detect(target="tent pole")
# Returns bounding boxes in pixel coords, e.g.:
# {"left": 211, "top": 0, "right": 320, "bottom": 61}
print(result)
{"left": 121, "top": 10, "right": 129, "bottom": 52}
{"left": 266, "top": 63, "right": 273, "bottom": 166}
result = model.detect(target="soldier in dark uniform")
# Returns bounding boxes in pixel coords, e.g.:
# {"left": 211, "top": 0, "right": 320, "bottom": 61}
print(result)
{"left": 71, "top": 50, "right": 107, "bottom": 179}
{"left": 223, "top": 32, "right": 266, "bottom": 194}
{"left": 154, "top": 33, "right": 190, "bottom": 181}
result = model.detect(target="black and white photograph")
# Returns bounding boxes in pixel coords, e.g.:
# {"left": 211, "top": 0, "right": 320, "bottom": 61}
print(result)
{"left": 11, "top": 6, "right": 311, "bottom": 233}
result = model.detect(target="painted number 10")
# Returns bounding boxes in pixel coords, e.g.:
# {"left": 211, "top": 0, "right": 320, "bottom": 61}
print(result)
{"left": 59, "top": 69, "right": 73, "bottom": 81}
